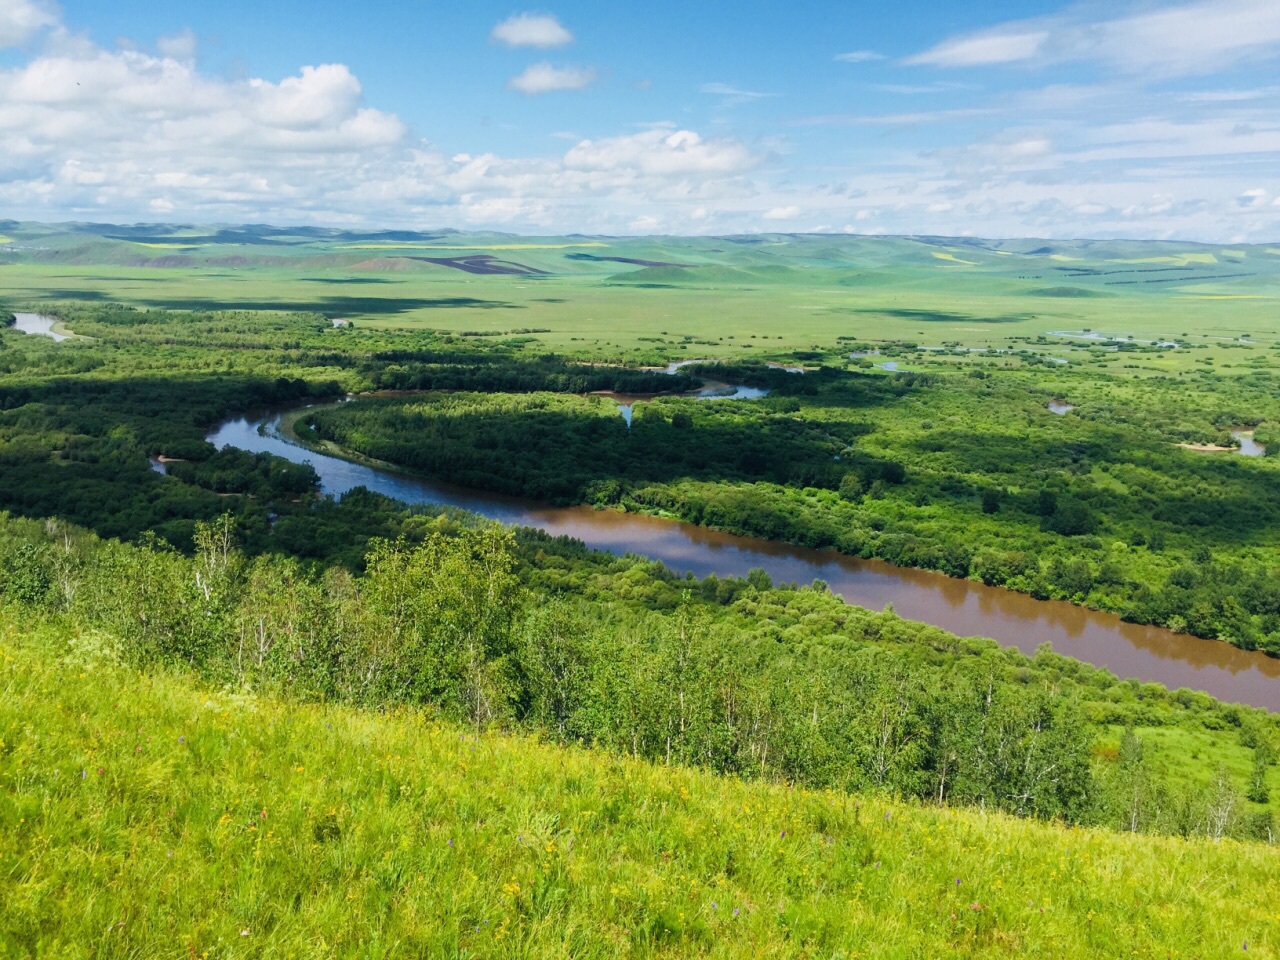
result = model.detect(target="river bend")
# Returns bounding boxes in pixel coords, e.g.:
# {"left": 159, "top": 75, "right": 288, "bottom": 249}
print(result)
{"left": 205, "top": 411, "right": 1280, "bottom": 710}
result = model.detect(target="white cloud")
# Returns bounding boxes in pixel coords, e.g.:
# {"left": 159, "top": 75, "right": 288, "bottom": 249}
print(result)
{"left": 763, "top": 205, "right": 800, "bottom": 220}
{"left": 563, "top": 128, "right": 759, "bottom": 177}
{"left": 0, "top": 16, "right": 769, "bottom": 234}
{"left": 157, "top": 29, "right": 197, "bottom": 63}
{"left": 0, "top": 0, "right": 55, "bottom": 48}
{"left": 834, "top": 50, "right": 883, "bottom": 63}
{"left": 0, "top": 2, "right": 1276, "bottom": 240}
{"left": 490, "top": 13, "right": 573, "bottom": 49}
{"left": 794, "top": 108, "right": 994, "bottom": 126}
{"left": 905, "top": 0, "right": 1280, "bottom": 76}
{"left": 700, "top": 82, "right": 771, "bottom": 105}
{"left": 1179, "top": 88, "right": 1275, "bottom": 103}
{"left": 506, "top": 62, "right": 596, "bottom": 94}
{"left": 905, "top": 29, "right": 1048, "bottom": 67}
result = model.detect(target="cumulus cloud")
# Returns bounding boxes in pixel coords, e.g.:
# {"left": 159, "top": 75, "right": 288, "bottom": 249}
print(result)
{"left": 506, "top": 62, "right": 596, "bottom": 94}
{"left": 905, "top": 0, "right": 1280, "bottom": 76}
{"left": 563, "top": 128, "right": 759, "bottom": 177}
{"left": 0, "top": 35, "right": 411, "bottom": 219}
{"left": 491, "top": 13, "right": 573, "bottom": 49}
{"left": 0, "top": 2, "right": 1276, "bottom": 240}
{"left": 0, "top": 0, "right": 56, "bottom": 48}
{"left": 0, "top": 13, "right": 769, "bottom": 233}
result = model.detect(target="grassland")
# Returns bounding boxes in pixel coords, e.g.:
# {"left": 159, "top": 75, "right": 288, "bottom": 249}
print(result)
{"left": 3, "top": 614, "right": 1279, "bottom": 959}
{"left": 2, "top": 223, "right": 1279, "bottom": 369}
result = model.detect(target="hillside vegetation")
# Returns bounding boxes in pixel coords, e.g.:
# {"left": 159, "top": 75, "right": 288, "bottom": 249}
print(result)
{"left": 0, "top": 510, "right": 1277, "bottom": 840}
{"left": 3, "top": 617, "right": 1278, "bottom": 959}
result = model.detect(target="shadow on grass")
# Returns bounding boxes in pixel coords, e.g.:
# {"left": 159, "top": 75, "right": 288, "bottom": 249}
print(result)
{"left": 128, "top": 296, "right": 524, "bottom": 315}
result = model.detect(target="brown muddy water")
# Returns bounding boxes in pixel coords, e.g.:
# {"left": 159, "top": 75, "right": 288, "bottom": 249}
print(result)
{"left": 205, "top": 410, "right": 1280, "bottom": 710}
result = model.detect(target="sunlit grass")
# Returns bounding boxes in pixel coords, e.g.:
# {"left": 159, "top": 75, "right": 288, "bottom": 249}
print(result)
{"left": 3, "top": 615, "right": 1279, "bottom": 958}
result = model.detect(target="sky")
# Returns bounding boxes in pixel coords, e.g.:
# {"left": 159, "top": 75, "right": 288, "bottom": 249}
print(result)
{"left": 0, "top": 0, "right": 1278, "bottom": 240}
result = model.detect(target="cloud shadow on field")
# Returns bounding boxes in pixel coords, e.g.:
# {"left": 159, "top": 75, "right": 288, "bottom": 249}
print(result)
{"left": 37, "top": 290, "right": 111, "bottom": 301}
{"left": 127, "top": 296, "right": 524, "bottom": 315}
{"left": 846, "top": 308, "right": 1034, "bottom": 324}
{"left": 300, "top": 278, "right": 399, "bottom": 285}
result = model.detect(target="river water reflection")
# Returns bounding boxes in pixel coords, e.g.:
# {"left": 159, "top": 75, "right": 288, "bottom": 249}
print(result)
{"left": 12, "top": 313, "right": 68, "bottom": 341}
{"left": 206, "top": 411, "right": 1280, "bottom": 710}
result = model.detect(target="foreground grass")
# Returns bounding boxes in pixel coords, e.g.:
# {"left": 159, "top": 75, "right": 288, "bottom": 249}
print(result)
{"left": 2, "top": 618, "right": 1278, "bottom": 959}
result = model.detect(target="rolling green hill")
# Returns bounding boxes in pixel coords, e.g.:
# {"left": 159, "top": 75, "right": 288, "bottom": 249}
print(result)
{"left": 3, "top": 615, "right": 1278, "bottom": 959}
{"left": 2, "top": 223, "right": 1277, "bottom": 362}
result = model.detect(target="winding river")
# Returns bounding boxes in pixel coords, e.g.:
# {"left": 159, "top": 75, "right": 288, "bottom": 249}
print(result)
{"left": 205, "top": 409, "right": 1280, "bottom": 710}
{"left": 12, "top": 313, "right": 69, "bottom": 341}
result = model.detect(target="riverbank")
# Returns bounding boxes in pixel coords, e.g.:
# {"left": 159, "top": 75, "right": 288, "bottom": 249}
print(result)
{"left": 10, "top": 312, "right": 82, "bottom": 341}
{"left": 210, "top": 407, "right": 1280, "bottom": 709}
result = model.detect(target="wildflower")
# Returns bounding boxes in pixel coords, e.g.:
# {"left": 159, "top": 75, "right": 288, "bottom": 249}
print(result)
{"left": 733, "top": 908, "right": 740, "bottom": 916}
{"left": 955, "top": 878, "right": 961, "bottom": 886}
{"left": 780, "top": 831, "right": 786, "bottom": 838}
{"left": 97, "top": 767, "right": 103, "bottom": 774}
{"left": 448, "top": 839, "right": 454, "bottom": 847}
{"left": 711, "top": 902, "right": 718, "bottom": 909}
{"left": 179, "top": 736, "right": 185, "bottom": 743}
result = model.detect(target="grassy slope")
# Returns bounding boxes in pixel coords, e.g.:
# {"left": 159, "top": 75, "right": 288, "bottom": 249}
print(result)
{"left": 3, "top": 616, "right": 1278, "bottom": 959}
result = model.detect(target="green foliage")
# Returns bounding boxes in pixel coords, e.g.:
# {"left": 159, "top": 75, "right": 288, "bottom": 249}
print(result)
{"left": 303, "top": 358, "right": 1280, "bottom": 653}
{"left": 4, "top": 626, "right": 1278, "bottom": 958}
{"left": 0, "top": 511, "right": 1276, "bottom": 841}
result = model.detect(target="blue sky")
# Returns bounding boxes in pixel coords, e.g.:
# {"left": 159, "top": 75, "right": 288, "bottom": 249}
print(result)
{"left": 0, "top": 0, "right": 1277, "bottom": 239}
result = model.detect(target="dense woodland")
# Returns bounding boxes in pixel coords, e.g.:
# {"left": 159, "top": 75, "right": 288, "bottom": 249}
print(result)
{"left": 1, "top": 510, "right": 1275, "bottom": 840}
{"left": 2, "top": 302, "right": 1280, "bottom": 841}
{"left": 307, "top": 362, "right": 1280, "bottom": 653}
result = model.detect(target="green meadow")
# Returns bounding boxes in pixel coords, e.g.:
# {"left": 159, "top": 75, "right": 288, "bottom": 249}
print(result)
{"left": 3, "top": 615, "right": 1279, "bottom": 959}
{"left": 2, "top": 223, "right": 1279, "bottom": 368}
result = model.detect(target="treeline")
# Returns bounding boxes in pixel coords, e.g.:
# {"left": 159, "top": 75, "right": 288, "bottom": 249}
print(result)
{"left": 359, "top": 350, "right": 698, "bottom": 395}
{"left": 0, "top": 511, "right": 1275, "bottom": 840}
{"left": 304, "top": 391, "right": 890, "bottom": 504}
{"left": 304, "top": 365, "right": 1280, "bottom": 654}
